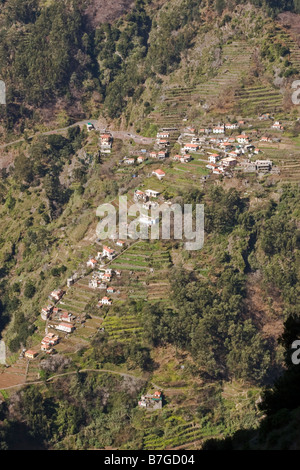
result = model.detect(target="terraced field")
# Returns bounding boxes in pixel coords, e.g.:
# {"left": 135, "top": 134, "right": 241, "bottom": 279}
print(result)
{"left": 235, "top": 85, "right": 284, "bottom": 115}
{"left": 276, "top": 153, "right": 300, "bottom": 182}
{"left": 0, "top": 357, "right": 27, "bottom": 389}
{"left": 58, "top": 283, "right": 96, "bottom": 315}
{"left": 101, "top": 310, "right": 144, "bottom": 344}
{"left": 276, "top": 26, "right": 300, "bottom": 70}
{"left": 149, "top": 41, "right": 255, "bottom": 129}
{"left": 142, "top": 415, "right": 223, "bottom": 450}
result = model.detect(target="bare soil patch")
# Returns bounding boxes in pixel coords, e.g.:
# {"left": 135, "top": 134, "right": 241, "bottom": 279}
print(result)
{"left": 84, "top": 0, "right": 134, "bottom": 28}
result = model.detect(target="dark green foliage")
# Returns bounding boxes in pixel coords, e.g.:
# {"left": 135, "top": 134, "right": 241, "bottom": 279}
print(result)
{"left": 24, "top": 280, "right": 36, "bottom": 298}
{"left": 0, "top": 374, "right": 143, "bottom": 449}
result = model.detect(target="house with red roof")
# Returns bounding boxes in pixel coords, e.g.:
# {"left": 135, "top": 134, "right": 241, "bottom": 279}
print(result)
{"left": 152, "top": 169, "right": 165, "bottom": 180}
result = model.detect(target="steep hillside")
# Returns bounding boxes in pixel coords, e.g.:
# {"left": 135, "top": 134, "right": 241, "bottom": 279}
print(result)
{"left": 0, "top": 0, "right": 299, "bottom": 452}
{"left": 1, "top": 0, "right": 300, "bottom": 142}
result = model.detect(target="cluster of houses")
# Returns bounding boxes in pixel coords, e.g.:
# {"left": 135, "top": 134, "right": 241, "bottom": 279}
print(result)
{"left": 41, "top": 332, "right": 59, "bottom": 353}
{"left": 88, "top": 267, "right": 121, "bottom": 290}
{"left": 175, "top": 121, "right": 277, "bottom": 176}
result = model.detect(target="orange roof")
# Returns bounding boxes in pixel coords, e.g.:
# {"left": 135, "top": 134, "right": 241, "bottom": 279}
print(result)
{"left": 103, "top": 246, "right": 115, "bottom": 253}
{"left": 59, "top": 322, "right": 73, "bottom": 328}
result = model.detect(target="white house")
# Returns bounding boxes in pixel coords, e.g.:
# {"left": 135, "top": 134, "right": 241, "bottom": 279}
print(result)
{"left": 102, "top": 246, "right": 116, "bottom": 260}
{"left": 208, "top": 154, "right": 220, "bottom": 164}
{"left": 236, "top": 134, "right": 249, "bottom": 144}
{"left": 180, "top": 155, "right": 191, "bottom": 163}
{"left": 272, "top": 121, "right": 284, "bottom": 131}
{"left": 124, "top": 158, "right": 135, "bottom": 165}
{"left": 56, "top": 322, "right": 74, "bottom": 333}
{"left": 41, "top": 305, "right": 53, "bottom": 321}
{"left": 101, "top": 296, "right": 112, "bottom": 305}
{"left": 152, "top": 169, "right": 165, "bottom": 180}
{"left": 157, "top": 151, "right": 167, "bottom": 159}
{"left": 145, "top": 189, "right": 160, "bottom": 198}
{"left": 213, "top": 125, "right": 225, "bottom": 134}
{"left": 225, "top": 123, "right": 238, "bottom": 130}
{"left": 87, "top": 258, "right": 97, "bottom": 269}
{"left": 157, "top": 132, "right": 170, "bottom": 139}
{"left": 183, "top": 143, "right": 199, "bottom": 152}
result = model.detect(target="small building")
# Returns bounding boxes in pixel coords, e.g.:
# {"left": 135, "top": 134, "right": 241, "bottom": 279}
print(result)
{"left": 208, "top": 153, "right": 220, "bottom": 164}
{"left": 102, "top": 246, "right": 116, "bottom": 260}
{"left": 236, "top": 134, "right": 249, "bottom": 144}
{"left": 272, "top": 121, "right": 284, "bottom": 130}
{"left": 157, "top": 132, "right": 170, "bottom": 139}
{"left": 183, "top": 143, "right": 199, "bottom": 152}
{"left": 41, "top": 305, "right": 53, "bottom": 321}
{"left": 56, "top": 322, "right": 74, "bottom": 333}
{"left": 145, "top": 189, "right": 160, "bottom": 198}
{"left": 157, "top": 151, "right": 167, "bottom": 159}
{"left": 87, "top": 122, "right": 95, "bottom": 132}
{"left": 87, "top": 258, "right": 97, "bottom": 269}
{"left": 152, "top": 169, "right": 165, "bottom": 180}
{"left": 100, "top": 132, "right": 112, "bottom": 143}
{"left": 259, "top": 113, "right": 271, "bottom": 120}
{"left": 206, "top": 163, "right": 218, "bottom": 171}
{"left": 49, "top": 289, "right": 64, "bottom": 303}
{"left": 158, "top": 140, "right": 169, "bottom": 148}
{"left": 255, "top": 160, "right": 273, "bottom": 171}
{"left": 225, "top": 123, "right": 238, "bottom": 130}
{"left": 213, "top": 125, "right": 225, "bottom": 134}
{"left": 124, "top": 158, "right": 135, "bottom": 165}
{"left": 138, "top": 390, "right": 163, "bottom": 410}
{"left": 221, "top": 156, "right": 237, "bottom": 168}
{"left": 25, "top": 350, "right": 38, "bottom": 359}
{"left": 180, "top": 155, "right": 191, "bottom": 163}
{"left": 101, "top": 296, "right": 112, "bottom": 306}
{"left": 60, "top": 311, "right": 73, "bottom": 323}
{"left": 134, "top": 190, "right": 147, "bottom": 202}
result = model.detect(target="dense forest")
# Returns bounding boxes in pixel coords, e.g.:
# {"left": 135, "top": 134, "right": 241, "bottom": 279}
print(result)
{"left": 1, "top": 0, "right": 300, "bottom": 133}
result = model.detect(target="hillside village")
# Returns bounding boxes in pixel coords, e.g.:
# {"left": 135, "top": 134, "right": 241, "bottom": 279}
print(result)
{"left": 14, "top": 109, "right": 293, "bottom": 369}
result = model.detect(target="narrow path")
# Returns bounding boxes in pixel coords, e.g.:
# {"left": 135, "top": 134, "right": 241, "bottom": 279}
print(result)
{"left": 0, "top": 367, "right": 147, "bottom": 391}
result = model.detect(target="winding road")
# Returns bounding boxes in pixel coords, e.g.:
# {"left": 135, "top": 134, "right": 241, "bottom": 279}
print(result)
{"left": 0, "top": 119, "right": 155, "bottom": 151}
